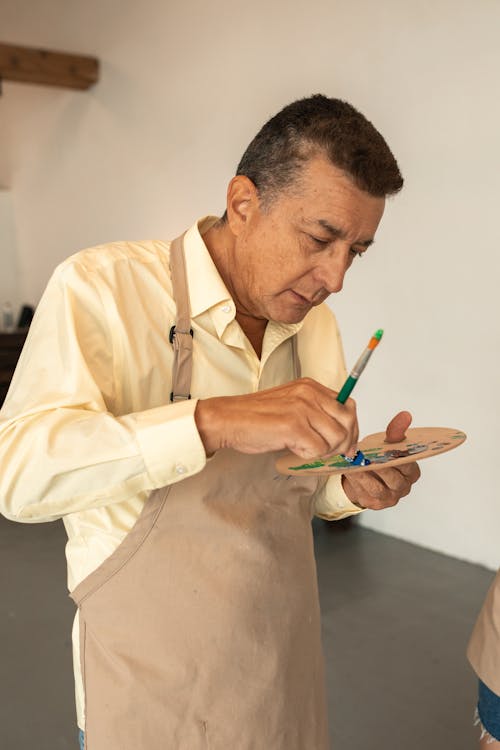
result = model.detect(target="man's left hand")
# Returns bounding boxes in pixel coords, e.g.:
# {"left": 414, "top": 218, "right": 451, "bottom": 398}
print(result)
{"left": 341, "top": 411, "right": 421, "bottom": 510}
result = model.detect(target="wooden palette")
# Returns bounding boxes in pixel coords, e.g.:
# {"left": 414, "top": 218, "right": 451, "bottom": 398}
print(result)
{"left": 275, "top": 427, "right": 467, "bottom": 476}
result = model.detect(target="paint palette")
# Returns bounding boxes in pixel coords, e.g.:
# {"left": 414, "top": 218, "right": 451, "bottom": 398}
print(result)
{"left": 275, "top": 427, "right": 467, "bottom": 476}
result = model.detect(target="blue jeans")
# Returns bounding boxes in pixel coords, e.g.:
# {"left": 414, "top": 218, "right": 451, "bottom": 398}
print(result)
{"left": 478, "top": 679, "right": 500, "bottom": 741}
{"left": 78, "top": 729, "right": 84, "bottom": 749}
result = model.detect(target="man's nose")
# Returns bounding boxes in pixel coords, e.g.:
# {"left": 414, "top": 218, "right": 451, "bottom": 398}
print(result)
{"left": 315, "top": 254, "right": 349, "bottom": 294}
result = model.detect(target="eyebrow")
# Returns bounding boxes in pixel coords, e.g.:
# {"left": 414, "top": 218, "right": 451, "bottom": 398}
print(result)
{"left": 307, "top": 218, "right": 375, "bottom": 248}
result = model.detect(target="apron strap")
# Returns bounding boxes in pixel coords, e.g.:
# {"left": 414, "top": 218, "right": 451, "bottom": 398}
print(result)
{"left": 169, "top": 234, "right": 194, "bottom": 402}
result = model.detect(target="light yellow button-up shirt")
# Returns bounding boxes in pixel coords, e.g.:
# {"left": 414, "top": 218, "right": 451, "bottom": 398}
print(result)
{"left": 0, "top": 216, "right": 363, "bottom": 728}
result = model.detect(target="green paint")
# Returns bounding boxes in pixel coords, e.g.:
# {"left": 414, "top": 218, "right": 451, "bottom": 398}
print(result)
{"left": 374, "top": 329, "right": 384, "bottom": 340}
{"left": 289, "top": 459, "right": 327, "bottom": 471}
{"left": 289, "top": 453, "right": 355, "bottom": 471}
{"left": 327, "top": 456, "right": 353, "bottom": 468}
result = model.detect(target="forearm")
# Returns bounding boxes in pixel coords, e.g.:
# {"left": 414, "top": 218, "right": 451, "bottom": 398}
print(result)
{"left": 0, "top": 399, "right": 206, "bottom": 522}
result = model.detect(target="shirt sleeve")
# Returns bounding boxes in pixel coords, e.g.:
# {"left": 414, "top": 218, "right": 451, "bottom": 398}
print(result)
{"left": 313, "top": 474, "right": 366, "bottom": 521}
{"left": 0, "top": 259, "right": 207, "bottom": 523}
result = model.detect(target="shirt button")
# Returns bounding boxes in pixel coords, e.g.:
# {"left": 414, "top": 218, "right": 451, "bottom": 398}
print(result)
{"left": 175, "top": 464, "right": 187, "bottom": 475}
{"left": 221, "top": 304, "right": 232, "bottom": 313}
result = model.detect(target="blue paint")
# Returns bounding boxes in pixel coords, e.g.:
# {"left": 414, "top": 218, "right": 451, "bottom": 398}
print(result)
{"left": 341, "top": 450, "right": 371, "bottom": 467}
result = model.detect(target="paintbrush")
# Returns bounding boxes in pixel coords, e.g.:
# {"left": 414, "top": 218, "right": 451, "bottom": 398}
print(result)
{"left": 337, "top": 329, "right": 384, "bottom": 466}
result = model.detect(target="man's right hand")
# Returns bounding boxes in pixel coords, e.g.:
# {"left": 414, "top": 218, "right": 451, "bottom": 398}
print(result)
{"left": 194, "top": 378, "right": 358, "bottom": 459}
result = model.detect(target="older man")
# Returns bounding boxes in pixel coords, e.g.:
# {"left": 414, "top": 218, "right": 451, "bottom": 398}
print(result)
{"left": 0, "top": 95, "right": 420, "bottom": 750}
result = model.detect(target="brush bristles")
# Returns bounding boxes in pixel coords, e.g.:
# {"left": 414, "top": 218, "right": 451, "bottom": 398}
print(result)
{"left": 368, "top": 330, "right": 383, "bottom": 350}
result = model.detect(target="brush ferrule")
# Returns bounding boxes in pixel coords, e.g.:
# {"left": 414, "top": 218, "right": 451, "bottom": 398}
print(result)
{"left": 351, "top": 349, "right": 373, "bottom": 379}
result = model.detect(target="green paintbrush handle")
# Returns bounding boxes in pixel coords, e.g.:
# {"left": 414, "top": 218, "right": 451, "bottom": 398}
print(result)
{"left": 337, "top": 375, "right": 357, "bottom": 404}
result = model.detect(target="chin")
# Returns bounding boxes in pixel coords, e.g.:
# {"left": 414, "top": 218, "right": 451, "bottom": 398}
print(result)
{"left": 271, "top": 308, "right": 310, "bottom": 324}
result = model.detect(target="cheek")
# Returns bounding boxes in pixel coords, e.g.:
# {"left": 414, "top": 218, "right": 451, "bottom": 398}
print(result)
{"left": 246, "top": 222, "right": 307, "bottom": 292}
{"left": 253, "top": 237, "right": 293, "bottom": 284}
{"left": 269, "top": 251, "right": 307, "bottom": 291}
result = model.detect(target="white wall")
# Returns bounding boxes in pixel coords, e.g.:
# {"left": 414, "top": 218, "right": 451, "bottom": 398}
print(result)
{"left": 0, "top": 190, "right": 21, "bottom": 318}
{"left": 0, "top": 0, "right": 498, "bottom": 568}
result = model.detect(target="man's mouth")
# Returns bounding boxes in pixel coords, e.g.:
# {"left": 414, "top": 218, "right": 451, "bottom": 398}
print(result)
{"left": 289, "top": 290, "right": 312, "bottom": 306}
{"left": 290, "top": 290, "right": 327, "bottom": 307}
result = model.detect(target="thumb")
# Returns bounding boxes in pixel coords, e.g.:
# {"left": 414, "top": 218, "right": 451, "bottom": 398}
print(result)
{"left": 385, "top": 411, "right": 412, "bottom": 443}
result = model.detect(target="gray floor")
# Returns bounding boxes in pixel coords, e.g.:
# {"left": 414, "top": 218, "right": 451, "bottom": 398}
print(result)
{"left": 0, "top": 514, "right": 494, "bottom": 750}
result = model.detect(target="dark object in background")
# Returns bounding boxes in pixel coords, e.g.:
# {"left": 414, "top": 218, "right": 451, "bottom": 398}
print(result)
{"left": 17, "top": 305, "right": 34, "bottom": 329}
{"left": 0, "top": 330, "right": 29, "bottom": 407}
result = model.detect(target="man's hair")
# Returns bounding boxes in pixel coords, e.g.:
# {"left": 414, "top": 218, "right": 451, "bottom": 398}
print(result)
{"left": 225, "top": 94, "right": 403, "bottom": 215}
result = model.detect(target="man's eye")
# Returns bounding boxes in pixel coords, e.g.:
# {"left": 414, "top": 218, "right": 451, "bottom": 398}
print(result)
{"left": 350, "top": 248, "right": 364, "bottom": 258}
{"left": 309, "top": 235, "right": 329, "bottom": 246}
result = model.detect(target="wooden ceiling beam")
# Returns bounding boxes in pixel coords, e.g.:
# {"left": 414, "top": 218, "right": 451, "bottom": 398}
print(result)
{"left": 0, "top": 42, "right": 99, "bottom": 91}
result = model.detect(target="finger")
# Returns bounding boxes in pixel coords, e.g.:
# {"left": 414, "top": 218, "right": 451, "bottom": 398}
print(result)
{"left": 306, "top": 412, "right": 355, "bottom": 457}
{"left": 342, "top": 473, "right": 400, "bottom": 509}
{"left": 284, "top": 411, "right": 351, "bottom": 459}
{"left": 395, "top": 461, "right": 421, "bottom": 483}
{"left": 320, "top": 396, "right": 359, "bottom": 448}
{"left": 385, "top": 411, "right": 412, "bottom": 443}
{"left": 299, "top": 387, "right": 358, "bottom": 454}
{"left": 346, "top": 470, "right": 399, "bottom": 502}
{"left": 366, "top": 467, "right": 412, "bottom": 495}
{"left": 288, "top": 428, "right": 343, "bottom": 459}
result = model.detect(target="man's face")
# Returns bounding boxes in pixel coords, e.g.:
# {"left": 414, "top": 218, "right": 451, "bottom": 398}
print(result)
{"left": 229, "top": 156, "right": 386, "bottom": 324}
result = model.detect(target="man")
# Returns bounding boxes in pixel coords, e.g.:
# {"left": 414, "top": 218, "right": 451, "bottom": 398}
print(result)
{"left": 0, "top": 95, "right": 420, "bottom": 749}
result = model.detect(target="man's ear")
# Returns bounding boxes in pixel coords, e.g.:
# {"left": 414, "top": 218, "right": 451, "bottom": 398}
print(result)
{"left": 226, "top": 175, "right": 260, "bottom": 236}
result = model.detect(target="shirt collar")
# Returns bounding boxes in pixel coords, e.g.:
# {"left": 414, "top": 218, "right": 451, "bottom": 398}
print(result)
{"left": 182, "top": 216, "right": 233, "bottom": 319}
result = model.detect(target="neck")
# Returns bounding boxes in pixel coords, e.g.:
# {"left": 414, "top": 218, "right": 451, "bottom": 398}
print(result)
{"left": 202, "top": 221, "right": 267, "bottom": 357}
{"left": 235, "top": 312, "right": 267, "bottom": 359}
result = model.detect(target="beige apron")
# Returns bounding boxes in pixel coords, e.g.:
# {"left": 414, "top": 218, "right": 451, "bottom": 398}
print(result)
{"left": 70, "top": 236, "right": 330, "bottom": 749}
{"left": 467, "top": 569, "right": 500, "bottom": 695}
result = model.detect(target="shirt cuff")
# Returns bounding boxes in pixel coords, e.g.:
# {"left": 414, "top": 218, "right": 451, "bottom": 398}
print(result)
{"left": 313, "top": 473, "right": 366, "bottom": 521}
{"left": 132, "top": 398, "right": 207, "bottom": 488}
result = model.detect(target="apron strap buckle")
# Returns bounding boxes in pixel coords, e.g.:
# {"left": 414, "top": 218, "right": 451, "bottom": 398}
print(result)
{"left": 169, "top": 325, "right": 193, "bottom": 344}
{"left": 170, "top": 391, "right": 192, "bottom": 402}
{"left": 169, "top": 324, "right": 194, "bottom": 402}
